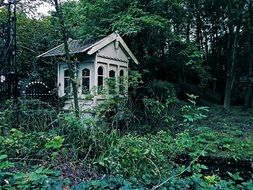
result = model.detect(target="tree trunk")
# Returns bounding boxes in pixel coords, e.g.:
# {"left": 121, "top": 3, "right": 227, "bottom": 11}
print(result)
{"left": 223, "top": 72, "right": 235, "bottom": 111}
{"left": 243, "top": 77, "right": 252, "bottom": 111}
{"left": 243, "top": 1, "right": 253, "bottom": 111}
{"left": 204, "top": 31, "right": 209, "bottom": 60}
{"left": 223, "top": 28, "right": 238, "bottom": 111}
{"left": 53, "top": 0, "right": 79, "bottom": 117}
{"left": 186, "top": 16, "right": 190, "bottom": 43}
{"left": 223, "top": 4, "right": 243, "bottom": 111}
{"left": 196, "top": 11, "right": 202, "bottom": 51}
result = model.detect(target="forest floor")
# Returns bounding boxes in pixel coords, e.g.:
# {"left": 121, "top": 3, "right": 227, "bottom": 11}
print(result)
{"left": 188, "top": 106, "right": 253, "bottom": 159}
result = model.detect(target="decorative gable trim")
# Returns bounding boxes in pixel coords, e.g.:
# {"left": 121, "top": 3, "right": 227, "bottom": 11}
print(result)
{"left": 87, "top": 33, "right": 116, "bottom": 55}
{"left": 117, "top": 36, "right": 139, "bottom": 65}
{"left": 87, "top": 32, "right": 139, "bottom": 64}
{"left": 97, "top": 54, "right": 128, "bottom": 63}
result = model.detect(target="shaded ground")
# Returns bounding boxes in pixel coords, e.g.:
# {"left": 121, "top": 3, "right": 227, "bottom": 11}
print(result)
{"left": 188, "top": 106, "right": 253, "bottom": 159}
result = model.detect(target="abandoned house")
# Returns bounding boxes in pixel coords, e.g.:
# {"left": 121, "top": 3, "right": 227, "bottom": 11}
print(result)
{"left": 37, "top": 32, "right": 139, "bottom": 110}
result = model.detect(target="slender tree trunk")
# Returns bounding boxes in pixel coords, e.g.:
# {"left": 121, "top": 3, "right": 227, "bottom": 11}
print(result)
{"left": 223, "top": 3, "right": 243, "bottom": 111}
{"left": 186, "top": 17, "right": 190, "bottom": 43}
{"left": 223, "top": 72, "right": 235, "bottom": 111}
{"left": 243, "top": 1, "right": 253, "bottom": 111}
{"left": 53, "top": 0, "right": 79, "bottom": 117}
{"left": 223, "top": 26, "right": 239, "bottom": 111}
{"left": 224, "top": 30, "right": 240, "bottom": 111}
{"left": 196, "top": 11, "right": 202, "bottom": 50}
{"left": 204, "top": 32, "right": 209, "bottom": 60}
{"left": 243, "top": 65, "right": 252, "bottom": 111}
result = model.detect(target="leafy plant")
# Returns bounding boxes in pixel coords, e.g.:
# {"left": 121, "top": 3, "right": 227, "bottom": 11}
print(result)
{"left": 1, "top": 166, "right": 63, "bottom": 190}
{"left": 0, "top": 154, "right": 14, "bottom": 170}
{"left": 204, "top": 174, "right": 221, "bottom": 185}
{"left": 72, "top": 176, "right": 137, "bottom": 190}
{"left": 141, "top": 83, "right": 179, "bottom": 131}
{"left": 181, "top": 94, "right": 209, "bottom": 124}
{"left": 0, "top": 128, "right": 53, "bottom": 159}
{"left": 45, "top": 135, "right": 64, "bottom": 150}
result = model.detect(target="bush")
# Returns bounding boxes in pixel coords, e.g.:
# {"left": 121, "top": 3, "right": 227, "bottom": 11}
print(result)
{"left": 0, "top": 159, "right": 63, "bottom": 190}
{"left": 0, "top": 128, "right": 54, "bottom": 159}
{"left": 57, "top": 113, "right": 119, "bottom": 159}
{"left": 97, "top": 131, "right": 192, "bottom": 185}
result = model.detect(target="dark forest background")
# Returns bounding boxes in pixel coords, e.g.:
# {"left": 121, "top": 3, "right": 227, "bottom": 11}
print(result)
{"left": 1, "top": 1, "right": 253, "bottom": 189}
{"left": 0, "top": 0, "right": 253, "bottom": 110}
{"left": 1, "top": 0, "right": 252, "bottom": 111}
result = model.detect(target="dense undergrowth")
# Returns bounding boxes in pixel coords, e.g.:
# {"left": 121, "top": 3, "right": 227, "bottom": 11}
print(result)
{"left": 0, "top": 81, "right": 253, "bottom": 189}
{"left": 187, "top": 107, "right": 253, "bottom": 159}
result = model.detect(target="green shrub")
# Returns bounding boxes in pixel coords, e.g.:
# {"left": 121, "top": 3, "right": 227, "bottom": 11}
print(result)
{"left": 0, "top": 127, "right": 67, "bottom": 161}
{"left": 97, "top": 131, "right": 191, "bottom": 184}
{"left": 140, "top": 80, "right": 180, "bottom": 131}
{"left": 1, "top": 154, "right": 63, "bottom": 190}
{"left": 0, "top": 128, "right": 50, "bottom": 158}
{"left": 57, "top": 113, "right": 119, "bottom": 159}
{"left": 0, "top": 165, "right": 63, "bottom": 190}
{"left": 143, "top": 96, "right": 177, "bottom": 126}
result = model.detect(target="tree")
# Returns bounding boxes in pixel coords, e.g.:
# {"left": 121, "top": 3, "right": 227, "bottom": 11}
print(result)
{"left": 50, "top": 0, "right": 79, "bottom": 117}
{"left": 223, "top": 0, "right": 245, "bottom": 111}
{"left": 3, "top": 0, "right": 252, "bottom": 110}
{"left": 243, "top": 0, "right": 253, "bottom": 110}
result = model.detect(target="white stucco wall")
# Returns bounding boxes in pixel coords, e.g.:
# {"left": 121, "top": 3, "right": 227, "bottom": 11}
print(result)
{"left": 98, "top": 42, "right": 129, "bottom": 62}
{"left": 95, "top": 42, "right": 129, "bottom": 97}
{"left": 58, "top": 40, "right": 131, "bottom": 111}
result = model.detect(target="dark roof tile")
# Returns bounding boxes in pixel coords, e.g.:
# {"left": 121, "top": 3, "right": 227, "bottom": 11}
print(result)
{"left": 38, "top": 37, "right": 103, "bottom": 57}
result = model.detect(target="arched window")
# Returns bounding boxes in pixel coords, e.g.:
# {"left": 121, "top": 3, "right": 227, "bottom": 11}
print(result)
{"left": 109, "top": 70, "right": 116, "bottom": 94}
{"left": 82, "top": 68, "right": 90, "bottom": 94}
{"left": 97, "top": 66, "right": 104, "bottom": 94}
{"left": 119, "top": 69, "right": 125, "bottom": 95}
{"left": 64, "top": 69, "right": 71, "bottom": 95}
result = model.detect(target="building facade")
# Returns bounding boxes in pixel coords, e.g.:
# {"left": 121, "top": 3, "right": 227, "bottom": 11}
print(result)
{"left": 38, "top": 32, "right": 138, "bottom": 110}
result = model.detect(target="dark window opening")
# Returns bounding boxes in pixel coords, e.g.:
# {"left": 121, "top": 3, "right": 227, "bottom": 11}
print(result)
{"left": 109, "top": 70, "right": 116, "bottom": 94}
{"left": 82, "top": 68, "right": 90, "bottom": 94}
{"left": 119, "top": 69, "right": 125, "bottom": 95}
{"left": 97, "top": 66, "right": 104, "bottom": 94}
{"left": 64, "top": 69, "right": 71, "bottom": 95}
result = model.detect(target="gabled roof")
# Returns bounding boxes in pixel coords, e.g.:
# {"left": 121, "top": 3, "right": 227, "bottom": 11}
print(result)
{"left": 37, "top": 32, "right": 139, "bottom": 64}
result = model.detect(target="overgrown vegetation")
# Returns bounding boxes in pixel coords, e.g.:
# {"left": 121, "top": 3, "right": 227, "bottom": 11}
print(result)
{"left": 1, "top": 81, "right": 253, "bottom": 189}
{"left": 1, "top": 0, "right": 253, "bottom": 189}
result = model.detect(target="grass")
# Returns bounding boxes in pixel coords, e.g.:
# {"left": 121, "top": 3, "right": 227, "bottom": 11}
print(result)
{"left": 188, "top": 106, "right": 253, "bottom": 159}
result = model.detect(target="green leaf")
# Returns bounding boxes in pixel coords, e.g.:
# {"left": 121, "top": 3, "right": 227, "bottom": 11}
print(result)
{"left": 45, "top": 136, "right": 64, "bottom": 149}
{"left": 0, "top": 154, "right": 8, "bottom": 160}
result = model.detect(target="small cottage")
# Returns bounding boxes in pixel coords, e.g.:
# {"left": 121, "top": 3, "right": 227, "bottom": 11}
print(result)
{"left": 37, "top": 32, "right": 139, "bottom": 110}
